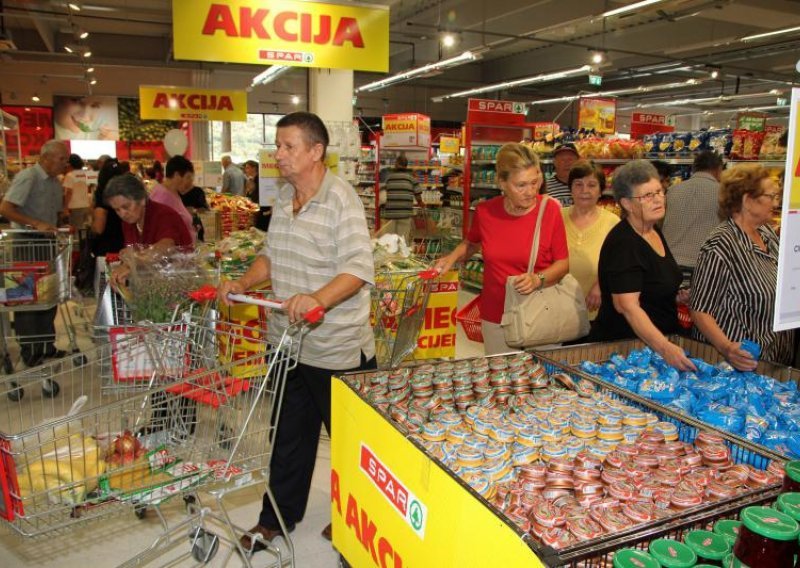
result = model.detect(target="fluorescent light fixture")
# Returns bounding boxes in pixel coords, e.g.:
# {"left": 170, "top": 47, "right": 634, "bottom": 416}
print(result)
{"left": 528, "top": 79, "right": 702, "bottom": 105}
{"left": 68, "top": 3, "right": 81, "bottom": 11}
{"left": 742, "top": 25, "right": 800, "bottom": 42}
{"left": 601, "top": 0, "right": 666, "bottom": 18}
{"left": 433, "top": 64, "right": 591, "bottom": 101}
{"left": 64, "top": 45, "right": 74, "bottom": 53}
{"left": 251, "top": 65, "right": 291, "bottom": 87}
{"left": 671, "top": 105, "right": 789, "bottom": 118}
{"left": 356, "top": 50, "right": 480, "bottom": 93}
{"left": 619, "top": 90, "right": 781, "bottom": 111}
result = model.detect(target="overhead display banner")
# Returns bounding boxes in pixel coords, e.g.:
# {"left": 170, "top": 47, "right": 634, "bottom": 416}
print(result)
{"left": 466, "top": 98, "right": 527, "bottom": 126}
{"left": 139, "top": 86, "right": 248, "bottom": 122}
{"left": 736, "top": 112, "right": 767, "bottom": 132}
{"left": 382, "top": 113, "right": 430, "bottom": 148}
{"left": 53, "top": 95, "right": 119, "bottom": 141}
{"left": 630, "top": 112, "right": 674, "bottom": 139}
{"left": 172, "top": 0, "right": 389, "bottom": 72}
{"left": 774, "top": 87, "right": 800, "bottom": 331}
{"left": 578, "top": 97, "right": 616, "bottom": 135}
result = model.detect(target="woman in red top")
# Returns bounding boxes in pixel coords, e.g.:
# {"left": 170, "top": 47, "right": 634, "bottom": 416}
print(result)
{"left": 435, "top": 143, "right": 569, "bottom": 354}
{"left": 104, "top": 173, "right": 193, "bottom": 288}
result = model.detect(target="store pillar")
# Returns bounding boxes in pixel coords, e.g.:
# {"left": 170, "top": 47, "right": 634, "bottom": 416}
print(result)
{"left": 190, "top": 69, "right": 211, "bottom": 161}
{"left": 309, "top": 69, "right": 353, "bottom": 123}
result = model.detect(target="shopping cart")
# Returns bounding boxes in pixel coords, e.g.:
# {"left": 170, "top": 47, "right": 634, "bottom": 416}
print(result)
{"left": 0, "top": 290, "right": 322, "bottom": 567}
{"left": 372, "top": 268, "right": 438, "bottom": 368}
{"left": 0, "top": 228, "right": 84, "bottom": 400}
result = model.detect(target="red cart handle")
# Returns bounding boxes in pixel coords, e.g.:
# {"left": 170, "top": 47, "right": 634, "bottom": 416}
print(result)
{"left": 418, "top": 269, "right": 439, "bottom": 280}
{"left": 189, "top": 285, "right": 325, "bottom": 324}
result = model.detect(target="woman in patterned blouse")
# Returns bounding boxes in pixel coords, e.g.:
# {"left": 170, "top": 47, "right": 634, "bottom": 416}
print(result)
{"left": 689, "top": 164, "right": 794, "bottom": 369}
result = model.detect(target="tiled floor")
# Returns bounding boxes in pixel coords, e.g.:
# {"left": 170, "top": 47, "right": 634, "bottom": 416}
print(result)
{"left": 0, "top": 290, "right": 485, "bottom": 567}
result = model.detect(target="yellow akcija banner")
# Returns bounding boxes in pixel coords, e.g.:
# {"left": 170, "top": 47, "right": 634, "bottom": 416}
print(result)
{"left": 139, "top": 86, "right": 248, "bottom": 122}
{"left": 172, "top": 0, "right": 389, "bottom": 72}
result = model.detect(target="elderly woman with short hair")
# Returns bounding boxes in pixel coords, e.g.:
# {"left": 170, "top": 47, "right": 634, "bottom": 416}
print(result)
{"left": 690, "top": 164, "right": 794, "bottom": 369}
{"left": 591, "top": 160, "right": 695, "bottom": 371}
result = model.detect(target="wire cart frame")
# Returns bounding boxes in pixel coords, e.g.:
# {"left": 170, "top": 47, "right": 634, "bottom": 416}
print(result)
{"left": 0, "top": 298, "right": 319, "bottom": 568}
{"left": 0, "top": 229, "right": 83, "bottom": 384}
{"left": 371, "top": 268, "right": 438, "bottom": 369}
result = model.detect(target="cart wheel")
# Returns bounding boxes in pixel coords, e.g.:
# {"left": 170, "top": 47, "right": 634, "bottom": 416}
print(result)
{"left": 2, "top": 355, "right": 13, "bottom": 375}
{"left": 134, "top": 504, "right": 148, "bottom": 519}
{"left": 42, "top": 379, "right": 60, "bottom": 398}
{"left": 189, "top": 527, "right": 219, "bottom": 563}
{"left": 72, "top": 353, "right": 88, "bottom": 367}
{"left": 8, "top": 382, "right": 24, "bottom": 402}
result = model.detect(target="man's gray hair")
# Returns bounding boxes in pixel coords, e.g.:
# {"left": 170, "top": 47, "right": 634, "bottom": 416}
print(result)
{"left": 104, "top": 173, "right": 147, "bottom": 204}
{"left": 612, "top": 159, "right": 659, "bottom": 202}
{"left": 41, "top": 140, "right": 67, "bottom": 157}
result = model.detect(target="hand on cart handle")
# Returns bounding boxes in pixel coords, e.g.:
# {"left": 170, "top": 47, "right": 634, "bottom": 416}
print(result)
{"left": 210, "top": 284, "right": 326, "bottom": 324}
{"left": 418, "top": 269, "right": 439, "bottom": 280}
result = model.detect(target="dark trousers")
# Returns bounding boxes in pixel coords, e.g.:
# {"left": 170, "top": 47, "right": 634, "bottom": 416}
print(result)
{"left": 259, "top": 351, "right": 376, "bottom": 529}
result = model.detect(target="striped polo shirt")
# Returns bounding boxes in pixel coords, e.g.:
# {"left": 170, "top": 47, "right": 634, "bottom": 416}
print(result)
{"left": 264, "top": 170, "right": 375, "bottom": 370}
{"left": 690, "top": 218, "right": 795, "bottom": 364}
{"left": 382, "top": 169, "right": 420, "bottom": 219}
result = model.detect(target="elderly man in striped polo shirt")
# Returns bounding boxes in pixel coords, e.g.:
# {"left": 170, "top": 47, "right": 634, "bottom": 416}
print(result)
{"left": 219, "top": 112, "right": 376, "bottom": 554}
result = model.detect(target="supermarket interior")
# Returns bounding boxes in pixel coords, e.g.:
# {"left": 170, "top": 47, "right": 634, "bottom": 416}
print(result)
{"left": 1, "top": 0, "right": 800, "bottom": 567}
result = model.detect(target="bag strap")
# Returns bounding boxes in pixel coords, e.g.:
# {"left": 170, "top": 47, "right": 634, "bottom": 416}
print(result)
{"left": 526, "top": 195, "right": 550, "bottom": 273}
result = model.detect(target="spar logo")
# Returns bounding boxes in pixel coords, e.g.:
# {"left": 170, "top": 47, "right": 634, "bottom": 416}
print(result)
{"left": 359, "top": 443, "right": 427, "bottom": 538}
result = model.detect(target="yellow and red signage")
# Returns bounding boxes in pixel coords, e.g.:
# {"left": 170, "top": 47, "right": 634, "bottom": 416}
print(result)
{"left": 630, "top": 112, "right": 674, "bottom": 139}
{"left": 467, "top": 98, "right": 528, "bottom": 126}
{"left": 438, "top": 135, "right": 460, "bottom": 154}
{"left": 331, "top": 379, "right": 540, "bottom": 566}
{"left": 172, "top": 0, "right": 389, "bottom": 72}
{"left": 381, "top": 113, "right": 430, "bottom": 148}
{"left": 139, "top": 86, "right": 247, "bottom": 122}
{"left": 578, "top": 97, "right": 617, "bottom": 134}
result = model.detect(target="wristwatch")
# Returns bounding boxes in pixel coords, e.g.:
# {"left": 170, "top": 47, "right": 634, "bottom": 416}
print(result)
{"left": 536, "top": 272, "right": 546, "bottom": 290}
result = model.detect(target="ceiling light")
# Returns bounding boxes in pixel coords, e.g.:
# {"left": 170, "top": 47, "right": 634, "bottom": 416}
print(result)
{"left": 86, "top": 67, "right": 94, "bottom": 73}
{"left": 78, "top": 29, "right": 89, "bottom": 40}
{"left": 618, "top": 90, "right": 781, "bottom": 111}
{"left": 251, "top": 65, "right": 291, "bottom": 87}
{"left": 291, "top": 95, "right": 300, "bottom": 105}
{"left": 442, "top": 34, "right": 456, "bottom": 48}
{"left": 89, "top": 78, "right": 97, "bottom": 85}
{"left": 528, "top": 79, "right": 705, "bottom": 105}
{"left": 710, "top": 69, "right": 719, "bottom": 79}
{"left": 591, "top": 51, "right": 605, "bottom": 64}
{"left": 83, "top": 50, "right": 91, "bottom": 58}
{"left": 600, "top": 0, "right": 666, "bottom": 18}
{"left": 68, "top": 3, "right": 81, "bottom": 11}
{"left": 742, "top": 25, "right": 800, "bottom": 42}
{"left": 64, "top": 45, "right": 74, "bottom": 53}
{"left": 672, "top": 105, "right": 789, "bottom": 118}
{"left": 356, "top": 50, "right": 481, "bottom": 93}
{"left": 433, "top": 65, "right": 591, "bottom": 101}
{"left": 31, "top": 94, "right": 40, "bottom": 102}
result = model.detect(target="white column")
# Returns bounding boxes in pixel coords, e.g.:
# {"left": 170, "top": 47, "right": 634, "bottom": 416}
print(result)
{"left": 308, "top": 68, "right": 353, "bottom": 122}
{"left": 190, "top": 70, "right": 211, "bottom": 161}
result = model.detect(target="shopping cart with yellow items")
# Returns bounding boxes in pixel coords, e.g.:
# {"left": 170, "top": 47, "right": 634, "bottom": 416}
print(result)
{"left": 0, "top": 285, "right": 323, "bottom": 567}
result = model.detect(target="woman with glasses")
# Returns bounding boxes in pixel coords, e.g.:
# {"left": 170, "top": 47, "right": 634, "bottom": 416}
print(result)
{"left": 562, "top": 160, "right": 619, "bottom": 320}
{"left": 591, "top": 160, "right": 695, "bottom": 371}
{"left": 690, "top": 164, "right": 793, "bottom": 368}
{"left": 434, "top": 143, "right": 568, "bottom": 354}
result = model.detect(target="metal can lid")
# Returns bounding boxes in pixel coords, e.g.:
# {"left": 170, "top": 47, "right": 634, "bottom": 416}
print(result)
{"left": 713, "top": 519, "right": 742, "bottom": 546}
{"left": 777, "top": 492, "right": 800, "bottom": 521}
{"left": 740, "top": 506, "right": 800, "bottom": 542}
{"left": 683, "top": 529, "right": 730, "bottom": 560}
{"left": 612, "top": 549, "right": 661, "bottom": 568}
{"left": 648, "top": 538, "right": 698, "bottom": 568}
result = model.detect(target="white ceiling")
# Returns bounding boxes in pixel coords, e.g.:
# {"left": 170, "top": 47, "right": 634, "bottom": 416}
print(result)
{"left": 1, "top": 0, "right": 798, "bottom": 127}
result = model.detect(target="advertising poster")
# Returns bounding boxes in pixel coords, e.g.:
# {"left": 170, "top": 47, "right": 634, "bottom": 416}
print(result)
{"left": 172, "top": 0, "right": 389, "bottom": 72}
{"left": 139, "top": 86, "right": 247, "bottom": 122}
{"left": 578, "top": 97, "right": 616, "bottom": 134}
{"left": 258, "top": 148, "right": 281, "bottom": 207}
{"left": 1, "top": 105, "right": 54, "bottom": 159}
{"left": 53, "top": 95, "right": 119, "bottom": 141}
{"left": 773, "top": 88, "right": 800, "bottom": 331}
{"left": 382, "top": 113, "right": 430, "bottom": 148}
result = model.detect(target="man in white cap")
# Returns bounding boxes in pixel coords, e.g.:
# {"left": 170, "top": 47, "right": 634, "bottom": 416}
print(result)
{"left": 546, "top": 142, "right": 580, "bottom": 206}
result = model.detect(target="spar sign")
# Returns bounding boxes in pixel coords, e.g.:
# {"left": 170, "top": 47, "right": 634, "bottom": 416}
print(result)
{"left": 172, "top": 0, "right": 389, "bottom": 72}
{"left": 360, "top": 443, "right": 427, "bottom": 539}
{"left": 139, "top": 86, "right": 247, "bottom": 122}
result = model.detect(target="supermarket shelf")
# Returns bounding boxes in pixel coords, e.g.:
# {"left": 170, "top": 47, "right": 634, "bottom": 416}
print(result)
{"left": 471, "top": 159, "right": 496, "bottom": 165}
{"left": 460, "top": 279, "right": 483, "bottom": 292}
{"left": 471, "top": 183, "right": 500, "bottom": 190}
{"left": 357, "top": 180, "right": 375, "bottom": 185}
{"left": 445, "top": 187, "right": 464, "bottom": 194}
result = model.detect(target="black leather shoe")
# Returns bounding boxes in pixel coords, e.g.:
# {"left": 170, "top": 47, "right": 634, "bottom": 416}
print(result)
{"left": 43, "top": 348, "right": 67, "bottom": 360}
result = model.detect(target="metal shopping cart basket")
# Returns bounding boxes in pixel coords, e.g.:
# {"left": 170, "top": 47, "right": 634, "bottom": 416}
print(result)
{"left": 0, "top": 290, "right": 322, "bottom": 568}
{"left": 372, "top": 268, "right": 438, "bottom": 369}
{"left": 0, "top": 229, "right": 84, "bottom": 399}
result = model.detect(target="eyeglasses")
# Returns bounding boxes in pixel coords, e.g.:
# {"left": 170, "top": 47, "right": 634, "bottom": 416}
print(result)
{"left": 630, "top": 189, "right": 665, "bottom": 203}
{"left": 759, "top": 192, "right": 782, "bottom": 203}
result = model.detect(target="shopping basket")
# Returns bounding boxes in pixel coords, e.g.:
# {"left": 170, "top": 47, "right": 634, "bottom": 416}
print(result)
{"left": 456, "top": 295, "right": 483, "bottom": 343}
{"left": 0, "top": 289, "right": 323, "bottom": 568}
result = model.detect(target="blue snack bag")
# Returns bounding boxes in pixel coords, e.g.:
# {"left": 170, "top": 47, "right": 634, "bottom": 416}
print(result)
{"left": 689, "top": 358, "right": 715, "bottom": 376}
{"left": 739, "top": 339, "right": 761, "bottom": 360}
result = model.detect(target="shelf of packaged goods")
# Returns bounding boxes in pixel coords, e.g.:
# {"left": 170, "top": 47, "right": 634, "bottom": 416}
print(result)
{"left": 728, "top": 159, "right": 787, "bottom": 167}
{"left": 470, "top": 159, "right": 496, "bottom": 165}
{"left": 460, "top": 279, "right": 483, "bottom": 292}
{"left": 444, "top": 187, "right": 464, "bottom": 194}
{"left": 471, "top": 183, "right": 500, "bottom": 190}
{"left": 357, "top": 180, "right": 375, "bottom": 186}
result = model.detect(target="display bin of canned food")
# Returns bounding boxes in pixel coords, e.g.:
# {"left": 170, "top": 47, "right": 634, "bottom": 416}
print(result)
{"left": 534, "top": 336, "right": 800, "bottom": 461}
{"left": 337, "top": 351, "right": 787, "bottom": 567}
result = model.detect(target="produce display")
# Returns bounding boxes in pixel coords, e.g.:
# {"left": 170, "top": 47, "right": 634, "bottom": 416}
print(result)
{"left": 205, "top": 191, "right": 259, "bottom": 237}
{"left": 342, "top": 354, "right": 784, "bottom": 551}
{"left": 198, "top": 227, "right": 267, "bottom": 277}
{"left": 579, "top": 347, "right": 800, "bottom": 458}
